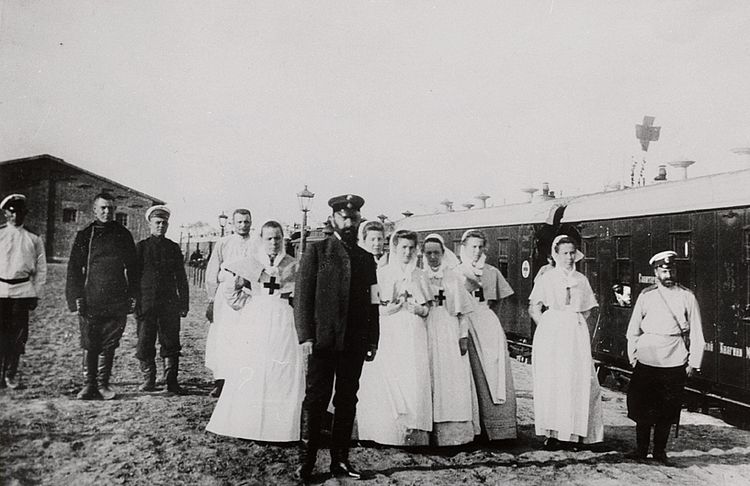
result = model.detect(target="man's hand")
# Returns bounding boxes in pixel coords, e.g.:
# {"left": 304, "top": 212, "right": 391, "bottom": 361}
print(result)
{"left": 75, "top": 298, "right": 86, "bottom": 316}
{"left": 205, "top": 301, "right": 214, "bottom": 323}
{"left": 301, "top": 340, "right": 314, "bottom": 358}
{"left": 28, "top": 298, "right": 39, "bottom": 311}
{"left": 127, "top": 298, "right": 137, "bottom": 314}
{"left": 365, "top": 345, "right": 377, "bottom": 362}
{"left": 686, "top": 366, "right": 698, "bottom": 378}
{"left": 459, "top": 337, "right": 468, "bottom": 356}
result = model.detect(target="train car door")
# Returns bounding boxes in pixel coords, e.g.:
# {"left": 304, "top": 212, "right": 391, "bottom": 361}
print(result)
{"left": 715, "top": 208, "right": 747, "bottom": 392}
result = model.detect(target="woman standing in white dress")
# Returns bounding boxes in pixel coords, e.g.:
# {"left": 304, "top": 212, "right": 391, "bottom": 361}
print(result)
{"left": 528, "top": 234, "right": 603, "bottom": 449}
{"left": 206, "top": 221, "right": 305, "bottom": 442}
{"left": 422, "top": 234, "right": 480, "bottom": 445}
{"left": 458, "top": 229, "right": 517, "bottom": 441}
{"left": 357, "top": 230, "right": 433, "bottom": 446}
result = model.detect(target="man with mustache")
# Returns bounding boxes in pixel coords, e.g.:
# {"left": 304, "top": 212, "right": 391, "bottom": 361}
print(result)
{"left": 295, "top": 194, "right": 379, "bottom": 481}
{"left": 625, "top": 250, "right": 705, "bottom": 465}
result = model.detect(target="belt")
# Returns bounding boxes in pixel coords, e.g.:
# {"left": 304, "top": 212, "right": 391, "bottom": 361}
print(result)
{"left": 0, "top": 276, "right": 30, "bottom": 284}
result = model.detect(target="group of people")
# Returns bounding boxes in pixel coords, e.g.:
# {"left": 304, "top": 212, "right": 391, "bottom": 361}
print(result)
{"left": 0, "top": 189, "right": 706, "bottom": 479}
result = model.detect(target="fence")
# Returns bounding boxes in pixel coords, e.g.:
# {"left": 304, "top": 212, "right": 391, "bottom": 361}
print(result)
{"left": 187, "top": 261, "right": 206, "bottom": 288}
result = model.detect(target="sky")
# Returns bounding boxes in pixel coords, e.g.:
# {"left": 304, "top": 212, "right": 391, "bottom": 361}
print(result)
{"left": 2, "top": 1, "right": 750, "bottom": 236}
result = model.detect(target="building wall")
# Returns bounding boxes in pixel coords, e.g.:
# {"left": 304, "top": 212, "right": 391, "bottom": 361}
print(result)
{"left": 0, "top": 163, "right": 51, "bottom": 248}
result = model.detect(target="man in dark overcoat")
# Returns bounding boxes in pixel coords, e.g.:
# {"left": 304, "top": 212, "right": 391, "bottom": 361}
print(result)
{"left": 66, "top": 192, "right": 138, "bottom": 400}
{"left": 135, "top": 205, "right": 189, "bottom": 394}
{"left": 295, "top": 194, "right": 379, "bottom": 481}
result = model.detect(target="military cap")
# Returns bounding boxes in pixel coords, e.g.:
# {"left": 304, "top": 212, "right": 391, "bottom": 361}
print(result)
{"left": 0, "top": 194, "right": 27, "bottom": 212}
{"left": 145, "top": 205, "right": 171, "bottom": 221}
{"left": 649, "top": 250, "right": 677, "bottom": 268}
{"left": 328, "top": 194, "right": 365, "bottom": 213}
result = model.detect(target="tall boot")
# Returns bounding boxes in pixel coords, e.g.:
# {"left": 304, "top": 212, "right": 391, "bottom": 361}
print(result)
{"left": 298, "top": 409, "right": 320, "bottom": 481}
{"left": 164, "top": 356, "right": 185, "bottom": 395}
{"left": 209, "top": 379, "right": 224, "bottom": 398}
{"left": 330, "top": 409, "right": 362, "bottom": 479}
{"left": 138, "top": 359, "right": 157, "bottom": 392}
{"left": 4, "top": 353, "right": 21, "bottom": 389}
{"left": 652, "top": 422, "right": 673, "bottom": 465}
{"left": 625, "top": 423, "right": 650, "bottom": 460}
{"left": 98, "top": 351, "right": 117, "bottom": 400}
{"left": 77, "top": 350, "right": 102, "bottom": 400}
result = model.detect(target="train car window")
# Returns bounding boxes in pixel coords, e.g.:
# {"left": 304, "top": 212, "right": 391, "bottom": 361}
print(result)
{"left": 745, "top": 230, "right": 750, "bottom": 307}
{"left": 613, "top": 236, "right": 633, "bottom": 307}
{"left": 670, "top": 233, "right": 692, "bottom": 285}
{"left": 581, "top": 236, "right": 598, "bottom": 286}
{"left": 497, "top": 237, "right": 509, "bottom": 277}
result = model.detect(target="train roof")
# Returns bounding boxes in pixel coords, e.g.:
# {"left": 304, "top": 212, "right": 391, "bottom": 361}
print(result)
{"left": 397, "top": 168, "right": 750, "bottom": 231}
{"left": 564, "top": 167, "right": 750, "bottom": 222}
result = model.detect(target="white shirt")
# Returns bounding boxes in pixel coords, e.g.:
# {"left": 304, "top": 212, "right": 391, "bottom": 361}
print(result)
{"left": 0, "top": 224, "right": 47, "bottom": 298}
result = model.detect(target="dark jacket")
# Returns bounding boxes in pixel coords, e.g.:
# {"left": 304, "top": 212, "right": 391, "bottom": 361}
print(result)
{"left": 65, "top": 220, "right": 138, "bottom": 316}
{"left": 135, "top": 235, "right": 189, "bottom": 316}
{"left": 294, "top": 235, "right": 379, "bottom": 352}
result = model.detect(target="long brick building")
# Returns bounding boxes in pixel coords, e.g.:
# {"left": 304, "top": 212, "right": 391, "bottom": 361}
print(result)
{"left": 0, "top": 154, "right": 164, "bottom": 262}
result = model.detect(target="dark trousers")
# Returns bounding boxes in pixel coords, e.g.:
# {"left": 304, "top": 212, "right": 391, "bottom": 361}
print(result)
{"left": 302, "top": 347, "right": 366, "bottom": 449}
{"left": 135, "top": 309, "right": 181, "bottom": 361}
{"left": 78, "top": 315, "right": 127, "bottom": 354}
{"left": 0, "top": 298, "right": 32, "bottom": 376}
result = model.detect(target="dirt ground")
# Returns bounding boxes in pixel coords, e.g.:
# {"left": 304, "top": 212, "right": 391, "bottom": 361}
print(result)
{"left": 2, "top": 264, "right": 750, "bottom": 485}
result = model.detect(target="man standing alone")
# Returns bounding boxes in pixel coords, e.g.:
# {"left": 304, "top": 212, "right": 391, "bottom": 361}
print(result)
{"left": 135, "top": 205, "right": 189, "bottom": 394}
{"left": 0, "top": 194, "right": 46, "bottom": 389}
{"left": 295, "top": 194, "right": 379, "bottom": 481}
{"left": 66, "top": 193, "right": 138, "bottom": 400}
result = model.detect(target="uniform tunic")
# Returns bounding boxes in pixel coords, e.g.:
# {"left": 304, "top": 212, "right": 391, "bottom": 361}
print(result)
{"left": 529, "top": 266, "right": 603, "bottom": 443}
{"left": 425, "top": 265, "right": 480, "bottom": 445}
{"left": 357, "top": 262, "right": 433, "bottom": 446}
{"left": 459, "top": 262, "right": 518, "bottom": 440}
{"left": 0, "top": 224, "right": 46, "bottom": 361}
{"left": 207, "top": 251, "right": 304, "bottom": 442}
{"left": 626, "top": 283, "right": 705, "bottom": 424}
{"left": 204, "top": 233, "right": 254, "bottom": 379}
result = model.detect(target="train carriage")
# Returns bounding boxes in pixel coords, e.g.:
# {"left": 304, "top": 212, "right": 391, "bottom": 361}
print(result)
{"left": 396, "top": 168, "right": 750, "bottom": 421}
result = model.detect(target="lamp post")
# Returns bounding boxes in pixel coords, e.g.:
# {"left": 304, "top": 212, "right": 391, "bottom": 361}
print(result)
{"left": 218, "top": 211, "right": 228, "bottom": 237}
{"left": 297, "top": 185, "right": 315, "bottom": 254}
{"left": 377, "top": 213, "right": 388, "bottom": 224}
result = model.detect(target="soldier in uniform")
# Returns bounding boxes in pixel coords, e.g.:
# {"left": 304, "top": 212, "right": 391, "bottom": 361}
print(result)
{"left": 66, "top": 192, "right": 138, "bottom": 400}
{"left": 295, "top": 194, "right": 379, "bottom": 481}
{"left": 626, "top": 250, "right": 705, "bottom": 464}
{"left": 135, "top": 205, "right": 189, "bottom": 394}
{"left": 0, "top": 194, "right": 47, "bottom": 389}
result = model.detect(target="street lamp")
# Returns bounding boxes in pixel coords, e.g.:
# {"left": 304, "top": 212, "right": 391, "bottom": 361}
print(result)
{"left": 377, "top": 214, "right": 388, "bottom": 224}
{"left": 297, "top": 185, "right": 315, "bottom": 254}
{"left": 218, "top": 211, "right": 228, "bottom": 237}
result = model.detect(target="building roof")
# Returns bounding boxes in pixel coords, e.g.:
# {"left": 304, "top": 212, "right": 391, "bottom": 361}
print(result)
{"left": 0, "top": 154, "right": 165, "bottom": 204}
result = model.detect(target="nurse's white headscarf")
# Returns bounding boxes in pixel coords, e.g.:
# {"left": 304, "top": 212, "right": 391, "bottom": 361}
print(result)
{"left": 551, "top": 234, "right": 585, "bottom": 266}
{"left": 422, "top": 233, "right": 459, "bottom": 275}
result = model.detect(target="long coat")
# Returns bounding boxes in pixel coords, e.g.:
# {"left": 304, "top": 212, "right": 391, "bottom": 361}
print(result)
{"left": 135, "top": 235, "right": 189, "bottom": 315}
{"left": 294, "top": 235, "right": 379, "bottom": 352}
{"left": 65, "top": 221, "right": 138, "bottom": 316}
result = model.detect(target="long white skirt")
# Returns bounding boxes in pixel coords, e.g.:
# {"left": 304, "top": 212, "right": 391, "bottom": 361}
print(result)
{"left": 206, "top": 295, "right": 305, "bottom": 442}
{"left": 204, "top": 292, "right": 244, "bottom": 380}
{"left": 532, "top": 309, "right": 603, "bottom": 444}
{"left": 357, "top": 309, "right": 432, "bottom": 446}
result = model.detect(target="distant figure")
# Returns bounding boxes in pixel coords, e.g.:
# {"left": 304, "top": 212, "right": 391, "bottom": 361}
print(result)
{"left": 458, "top": 229, "right": 517, "bottom": 441}
{"left": 295, "top": 194, "right": 379, "bottom": 481}
{"left": 189, "top": 248, "right": 204, "bottom": 267}
{"left": 529, "top": 235, "right": 603, "bottom": 449}
{"left": 66, "top": 192, "right": 138, "bottom": 400}
{"left": 134, "top": 205, "right": 189, "bottom": 394}
{"left": 204, "top": 209, "right": 253, "bottom": 397}
{"left": 207, "top": 221, "right": 304, "bottom": 441}
{"left": 0, "top": 194, "right": 47, "bottom": 390}
{"left": 625, "top": 251, "right": 705, "bottom": 465}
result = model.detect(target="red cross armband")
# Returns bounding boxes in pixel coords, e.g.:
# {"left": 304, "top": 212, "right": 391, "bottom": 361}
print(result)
{"left": 370, "top": 284, "right": 381, "bottom": 305}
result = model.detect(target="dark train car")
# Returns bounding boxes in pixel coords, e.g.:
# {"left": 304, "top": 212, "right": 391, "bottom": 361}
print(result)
{"left": 397, "top": 168, "right": 750, "bottom": 419}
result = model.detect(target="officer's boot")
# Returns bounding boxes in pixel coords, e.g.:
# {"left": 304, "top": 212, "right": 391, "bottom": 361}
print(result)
{"left": 77, "top": 350, "right": 102, "bottom": 400}
{"left": 97, "top": 351, "right": 117, "bottom": 400}
{"left": 625, "top": 422, "right": 650, "bottom": 461}
{"left": 652, "top": 422, "right": 673, "bottom": 466}
{"left": 4, "top": 353, "right": 21, "bottom": 389}
{"left": 164, "top": 356, "right": 185, "bottom": 395}
{"left": 330, "top": 408, "right": 362, "bottom": 479}
{"left": 138, "top": 359, "right": 157, "bottom": 392}
{"left": 297, "top": 409, "right": 320, "bottom": 482}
